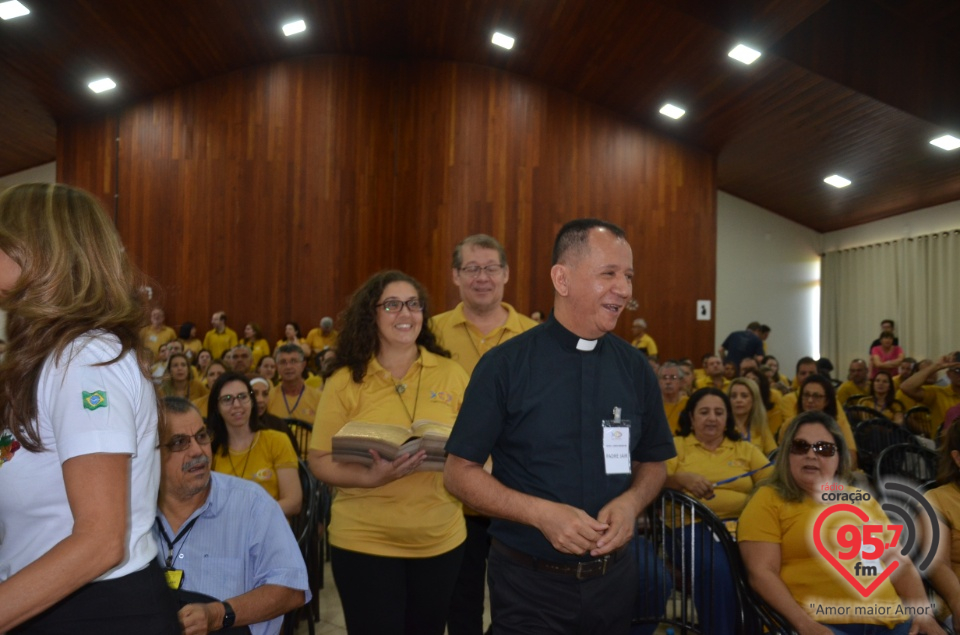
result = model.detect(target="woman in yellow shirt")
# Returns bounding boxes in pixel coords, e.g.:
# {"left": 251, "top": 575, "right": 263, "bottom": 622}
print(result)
{"left": 740, "top": 412, "right": 942, "bottom": 635}
{"left": 240, "top": 322, "right": 271, "bottom": 371}
{"left": 207, "top": 371, "right": 301, "bottom": 516}
{"left": 665, "top": 387, "right": 772, "bottom": 634}
{"left": 308, "top": 270, "right": 469, "bottom": 635}
{"left": 859, "top": 370, "right": 905, "bottom": 424}
{"left": 159, "top": 353, "right": 208, "bottom": 401}
{"left": 276, "top": 321, "right": 311, "bottom": 358}
{"left": 729, "top": 377, "right": 778, "bottom": 455}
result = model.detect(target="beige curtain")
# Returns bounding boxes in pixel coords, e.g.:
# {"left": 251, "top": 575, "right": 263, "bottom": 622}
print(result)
{"left": 821, "top": 230, "right": 960, "bottom": 370}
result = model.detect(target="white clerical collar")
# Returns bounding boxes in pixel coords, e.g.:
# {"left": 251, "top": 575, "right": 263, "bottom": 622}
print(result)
{"left": 576, "top": 338, "right": 597, "bottom": 351}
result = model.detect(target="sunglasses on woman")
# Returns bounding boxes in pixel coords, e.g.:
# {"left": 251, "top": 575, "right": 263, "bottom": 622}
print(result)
{"left": 789, "top": 439, "right": 838, "bottom": 457}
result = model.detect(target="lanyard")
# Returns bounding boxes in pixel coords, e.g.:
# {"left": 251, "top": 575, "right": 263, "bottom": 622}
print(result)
{"left": 282, "top": 385, "right": 305, "bottom": 417}
{"left": 155, "top": 516, "right": 200, "bottom": 568}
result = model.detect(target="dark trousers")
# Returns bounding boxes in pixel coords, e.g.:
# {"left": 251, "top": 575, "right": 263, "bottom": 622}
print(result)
{"left": 11, "top": 560, "right": 180, "bottom": 635}
{"left": 331, "top": 544, "right": 465, "bottom": 635}
{"left": 447, "top": 515, "right": 491, "bottom": 635}
{"left": 487, "top": 542, "right": 638, "bottom": 635}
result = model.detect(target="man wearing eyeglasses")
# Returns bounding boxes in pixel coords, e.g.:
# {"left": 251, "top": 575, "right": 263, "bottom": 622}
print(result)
{"left": 267, "top": 344, "right": 322, "bottom": 426}
{"left": 445, "top": 219, "right": 674, "bottom": 635}
{"left": 900, "top": 352, "right": 960, "bottom": 434}
{"left": 154, "top": 397, "right": 308, "bottom": 635}
{"left": 431, "top": 234, "right": 537, "bottom": 635}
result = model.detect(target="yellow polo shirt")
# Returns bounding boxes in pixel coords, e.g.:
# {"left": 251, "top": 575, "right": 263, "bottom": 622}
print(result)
{"left": 241, "top": 338, "right": 271, "bottom": 371}
{"left": 739, "top": 486, "right": 906, "bottom": 627}
{"left": 836, "top": 380, "right": 870, "bottom": 408}
{"left": 305, "top": 328, "right": 338, "bottom": 352}
{"left": 268, "top": 382, "right": 322, "bottom": 424}
{"left": 141, "top": 325, "right": 177, "bottom": 357}
{"left": 430, "top": 302, "right": 538, "bottom": 376}
{"left": 202, "top": 327, "right": 238, "bottom": 361}
{"left": 311, "top": 348, "right": 469, "bottom": 557}
{"left": 663, "top": 396, "right": 688, "bottom": 435}
{"left": 695, "top": 375, "right": 731, "bottom": 391}
{"left": 666, "top": 435, "right": 771, "bottom": 520}
{"left": 918, "top": 385, "right": 960, "bottom": 431}
{"left": 631, "top": 333, "right": 658, "bottom": 357}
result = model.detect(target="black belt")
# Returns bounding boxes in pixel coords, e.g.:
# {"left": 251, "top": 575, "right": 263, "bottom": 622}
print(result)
{"left": 491, "top": 538, "right": 629, "bottom": 580}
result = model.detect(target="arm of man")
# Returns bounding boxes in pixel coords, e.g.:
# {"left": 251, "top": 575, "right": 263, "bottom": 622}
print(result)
{"left": 444, "top": 454, "right": 608, "bottom": 556}
{"left": 900, "top": 357, "right": 949, "bottom": 401}
{"left": 592, "top": 460, "right": 665, "bottom": 556}
{"left": 178, "top": 585, "right": 306, "bottom": 635}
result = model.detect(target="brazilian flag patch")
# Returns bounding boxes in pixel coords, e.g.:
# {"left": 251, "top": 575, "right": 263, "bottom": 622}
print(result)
{"left": 82, "top": 390, "right": 108, "bottom": 411}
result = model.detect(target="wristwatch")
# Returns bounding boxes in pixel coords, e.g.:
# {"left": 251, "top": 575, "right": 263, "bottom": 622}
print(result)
{"left": 221, "top": 601, "right": 236, "bottom": 629}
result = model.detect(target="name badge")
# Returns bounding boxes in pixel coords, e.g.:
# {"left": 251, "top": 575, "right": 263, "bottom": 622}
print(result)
{"left": 601, "top": 420, "right": 631, "bottom": 474}
{"left": 164, "top": 568, "right": 184, "bottom": 590}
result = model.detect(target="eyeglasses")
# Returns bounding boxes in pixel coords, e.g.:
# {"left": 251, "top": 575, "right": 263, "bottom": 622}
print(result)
{"left": 459, "top": 264, "right": 504, "bottom": 278}
{"left": 659, "top": 375, "right": 680, "bottom": 381}
{"left": 218, "top": 392, "right": 252, "bottom": 406}
{"left": 789, "top": 439, "right": 838, "bottom": 457}
{"left": 801, "top": 392, "right": 826, "bottom": 402}
{"left": 163, "top": 429, "right": 212, "bottom": 452}
{"left": 377, "top": 299, "right": 425, "bottom": 313}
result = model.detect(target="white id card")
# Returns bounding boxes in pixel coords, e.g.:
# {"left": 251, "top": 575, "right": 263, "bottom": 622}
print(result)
{"left": 601, "top": 421, "right": 631, "bottom": 474}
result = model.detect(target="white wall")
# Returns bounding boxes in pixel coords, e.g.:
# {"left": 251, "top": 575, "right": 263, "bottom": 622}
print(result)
{"left": 0, "top": 161, "right": 57, "bottom": 339}
{"left": 821, "top": 198, "right": 960, "bottom": 250}
{"left": 0, "top": 161, "right": 56, "bottom": 189}
{"left": 716, "top": 192, "right": 822, "bottom": 372}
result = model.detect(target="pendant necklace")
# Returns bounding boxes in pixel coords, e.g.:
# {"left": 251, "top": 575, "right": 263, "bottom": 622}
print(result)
{"left": 394, "top": 362, "right": 423, "bottom": 424}
{"left": 461, "top": 322, "right": 506, "bottom": 359}
{"left": 227, "top": 432, "right": 257, "bottom": 479}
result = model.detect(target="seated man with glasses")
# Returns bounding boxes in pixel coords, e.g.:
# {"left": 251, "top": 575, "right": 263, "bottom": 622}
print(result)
{"left": 154, "top": 397, "right": 309, "bottom": 635}
{"left": 267, "top": 343, "right": 322, "bottom": 429}
{"left": 899, "top": 351, "right": 960, "bottom": 434}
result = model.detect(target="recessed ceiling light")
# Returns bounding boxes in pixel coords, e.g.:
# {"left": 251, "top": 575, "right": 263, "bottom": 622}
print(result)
{"left": 88, "top": 78, "right": 117, "bottom": 93}
{"left": 824, "top": 174, "right": 851, "bottom": 188}
{"left": 930, "top": 134, "right": 960, "bottom": 151}
{"left": 0, "top": 0, "right": 29, "bottom": 20}
{"left": 728, "top": 44, "right": 761, "bottom": 65}
{"left": 282, "top": 19, "right": 306, "bottom": 36}
{"left": 659, "top": 103, "right": 686, "bottom": 119}
{"left": 492, "top": 32, "right": 515, "bottom": 50}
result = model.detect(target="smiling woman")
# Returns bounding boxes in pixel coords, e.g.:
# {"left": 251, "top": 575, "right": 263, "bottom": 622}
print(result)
{"left": 307, "top": 269, "right": 470, "bottom": 635}
{"left": 0, "top": 183, "right": 179, "bottom": 632}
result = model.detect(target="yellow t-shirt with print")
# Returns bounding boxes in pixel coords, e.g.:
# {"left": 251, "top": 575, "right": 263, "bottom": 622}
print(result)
{"left": 739, "top": 485, "right": 906, "bottom": 627}
{"left": 311, "top": 348, "right": 469, "bottom": 558}
{"left": 141, "top": 325, "right": 177, "bottom": 357}
{"left": 666, "top": 435, "right": 771, "bottom": 520}
{"left": 430, "top": 302, "right": 537, "bottom": 377}
{"left": 212, "top": 429, "right": 298, "bottom": 501}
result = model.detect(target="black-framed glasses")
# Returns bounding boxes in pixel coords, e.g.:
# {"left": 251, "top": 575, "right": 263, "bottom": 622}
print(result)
{"left": 377, "top": 299, "right": 425, "bottom": 313}
{"left": 218, "top": 392, "right": 252, "bottom": 406}
{"left": 163, "top": 429, "right": 212, "bottom": 452}
{"left": 789, "top": 439, "right": 838, "bottom": 457}
{"left": 801, "top": 392, "right": 826, "bottom": 402}
{"left": 459, "top": 264, "right": 504, "bottom": 278}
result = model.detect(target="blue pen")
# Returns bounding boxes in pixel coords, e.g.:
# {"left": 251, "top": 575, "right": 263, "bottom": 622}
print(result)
{"left": 713, "top": 462, "right": 772, "bottom": 487}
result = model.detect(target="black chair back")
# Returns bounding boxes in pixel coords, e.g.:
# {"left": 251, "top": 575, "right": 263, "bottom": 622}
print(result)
{"left": 632, "top": 488, "right": 791, "bottom": 634}
{"left": 844, "top": 404, "right": 885, "bottom": 425}
{"left": 904, "top": 406, "right": 933, "bottom": 439}
{"left": 874, "top": 443, "right": 939, "bottom": 495}
{"left": 284, "top": 418, "right": 314, "bottom": 460}
{"left": 854, "top": 417, "right": 918, "bottom": 479}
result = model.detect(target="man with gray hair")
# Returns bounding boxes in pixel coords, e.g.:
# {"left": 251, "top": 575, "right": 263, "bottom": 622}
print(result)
{"left": 306, "top": 316, "right": 338, "bottom": 353}
{"left": 154, "top": 397, "right": 308, "bottom": 635}
{"left": 630, "top": 318, "right": 658, "bottom": 361}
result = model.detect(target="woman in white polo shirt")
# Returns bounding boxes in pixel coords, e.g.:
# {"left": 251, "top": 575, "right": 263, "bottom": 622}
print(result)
{"left": 0, "top": 184, "right": 178, "bottom": 633}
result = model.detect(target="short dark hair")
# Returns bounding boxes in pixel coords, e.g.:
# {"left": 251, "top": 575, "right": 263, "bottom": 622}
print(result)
{"left": 881, "top": 319, "right": 895, "bottom": 328}
{"left": 452, "top": 234, "right": 507, "bottom": 269}
{"left": 759, "top": 324, "right": 771, "bottom": 334}
{"left": 552, "top": 218, "right": 626, "bottom": 265}
{"left": 747, "top": 321, "right": 762, "bottom": 331}
{"left": 276, "top": 343, "right": 305, "bottom": 361}
{"left": 795, "top": 356, "right": 817, "bottom": 374}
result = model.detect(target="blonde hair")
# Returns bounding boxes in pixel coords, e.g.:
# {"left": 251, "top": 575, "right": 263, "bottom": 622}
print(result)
{"left": 0, "top": 184, "right": 149, "bottom": 451}
{"left": 729, "top": 377, "right": 767, "bottom": 444}
{"left": 761, "top": 412, "right": 852, "bottom": 503}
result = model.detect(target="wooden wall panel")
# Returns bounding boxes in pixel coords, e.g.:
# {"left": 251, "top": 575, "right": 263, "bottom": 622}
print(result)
{"left": 58, "top": 55, "right": 715, "bottom": 361}
{"left": 57, "top": 116, "right": 117, "bottom": 217}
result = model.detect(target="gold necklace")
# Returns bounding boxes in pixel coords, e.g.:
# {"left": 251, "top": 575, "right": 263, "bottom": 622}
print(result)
{"left": 227, "top": 432, "right": 256, "bottom": 479}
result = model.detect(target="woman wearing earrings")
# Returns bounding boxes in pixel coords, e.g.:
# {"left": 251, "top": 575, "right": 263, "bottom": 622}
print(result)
{"left": 308, "top": 270, "right": 469, "bottom": 635}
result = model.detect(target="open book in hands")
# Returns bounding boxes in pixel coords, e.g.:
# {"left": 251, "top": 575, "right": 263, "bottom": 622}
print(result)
{"left": 331, "top": 420, "right": 452, "bottom": 472}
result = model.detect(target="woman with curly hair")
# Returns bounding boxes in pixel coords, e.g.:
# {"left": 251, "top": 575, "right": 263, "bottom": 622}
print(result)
{"left": 308, "top": 270, "right": 469, "bottom": 635}
{"left": 0, "top": 184, "right": 178, "bottom": 632}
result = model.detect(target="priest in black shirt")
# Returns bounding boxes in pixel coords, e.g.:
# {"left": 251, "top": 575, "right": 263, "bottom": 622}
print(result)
{"left": 445, "top": 219, "right": 675, "bottom": 634}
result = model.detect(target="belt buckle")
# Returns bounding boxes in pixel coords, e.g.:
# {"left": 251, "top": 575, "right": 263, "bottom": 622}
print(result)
{"left": 576, "top": 555, "right": 610, "bottom": 580}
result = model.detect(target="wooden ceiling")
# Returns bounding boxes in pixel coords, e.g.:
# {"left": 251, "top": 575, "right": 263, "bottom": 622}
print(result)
{"left": 2, "top": 0, "right": 958, "bottom": 232}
